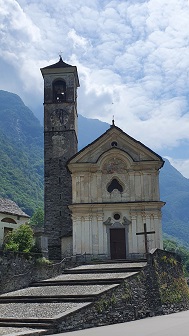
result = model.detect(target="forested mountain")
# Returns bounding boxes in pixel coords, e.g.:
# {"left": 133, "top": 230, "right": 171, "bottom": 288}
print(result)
{"left": 0, "top": 90, "right": 44, "bottom": 215}
{"left": 0, "top": 90, "right": 189, "bottom": 247}
{"left": 160, "top": 159, "right": 189, "bottom": 246}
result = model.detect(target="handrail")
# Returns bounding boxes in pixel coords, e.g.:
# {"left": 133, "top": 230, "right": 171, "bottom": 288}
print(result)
{"left": 48, "top": 252, "right": 87, "bottom": 267}
{"left": 11, "top": 252, "right": 87, "bottom": 277}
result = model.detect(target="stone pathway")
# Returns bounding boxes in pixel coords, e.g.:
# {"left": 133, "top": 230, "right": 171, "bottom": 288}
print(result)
{"left": 43, "top": 271, "right": 137, "bottom": 281}
{"left": 2, "top": 284, "right": 117, "bottom": 297}
{"left": 0, "top": 261, "right": 146, "bottom": 335}
{"left": 0, "top": 327, "right": 46, "bottom": 336}
{"left": 0, "top": 302, "right": 87, "bottom": 319}
{"left": 74, "top": 262, "right": 146, "bottom": 270}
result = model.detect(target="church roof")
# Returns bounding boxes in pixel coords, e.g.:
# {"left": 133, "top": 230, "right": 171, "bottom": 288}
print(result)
{"left": 0, "top": 198, "right": 30, "bottom": 218}
{"left": 42, "top": 56, "right": 73, "bottom": 70}
{"left": 68, "top": 124, "right": 164, "bottom": 166}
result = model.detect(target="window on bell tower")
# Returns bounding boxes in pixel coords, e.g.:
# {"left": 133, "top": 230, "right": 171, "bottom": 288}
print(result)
{"left": 53, "top": 80, "right": 66, "bottom": 102}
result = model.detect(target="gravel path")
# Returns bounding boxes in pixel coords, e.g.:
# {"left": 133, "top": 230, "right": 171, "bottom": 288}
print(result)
{"left": 2, "top": 284, "right": 117, "bottom": 297}
{"left": 0, "top": 327, "right": 44, "bottom": 336}
{"left": 74, "top": 262, "right": 146, "bottom": 269}
{"left": 44, "top": 271, "right": 137, "bottom": 281}
{"left": 0, "top": 302, "right": 87, "bottom": 318}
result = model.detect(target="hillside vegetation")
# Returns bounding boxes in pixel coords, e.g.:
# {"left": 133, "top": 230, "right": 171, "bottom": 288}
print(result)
{"left": 0, "top": 90, "right": 43, "bottom": 215}
{"left": 0, "top": 90, "right": 189, "bottom": 248}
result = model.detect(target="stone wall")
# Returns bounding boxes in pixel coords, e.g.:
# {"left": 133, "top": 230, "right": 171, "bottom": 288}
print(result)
{"left": 0, "top": 251, "right": 78, "bottom": 294}
{"left": 148, "top": 248, "right": 189, "bottom": 314}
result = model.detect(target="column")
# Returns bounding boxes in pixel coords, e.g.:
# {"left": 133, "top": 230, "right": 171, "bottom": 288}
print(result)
{"left": 83, "top": 215, "right": 90, "bottom": 253}
{"left": 131, "top": 214, "right": 137, "bottom": 253}
{"left": 97, "top": 213, "right": 104, "bottom": 255}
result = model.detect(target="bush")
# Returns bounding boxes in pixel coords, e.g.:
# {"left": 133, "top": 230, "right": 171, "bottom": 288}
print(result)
{"left": 4, "top": 224, "right": 34, "bottom": 253}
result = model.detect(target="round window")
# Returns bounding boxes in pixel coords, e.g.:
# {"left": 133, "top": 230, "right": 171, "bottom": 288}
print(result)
{"left": 111, "top": 141, "right": 117, "bottom": 147}
{"left": 113, "top": 213, "right": 121, "bottom": 220}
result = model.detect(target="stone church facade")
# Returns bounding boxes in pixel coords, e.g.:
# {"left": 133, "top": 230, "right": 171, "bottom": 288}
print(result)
{"left": 41, "top": 58, "right": 165, "bottom": 260}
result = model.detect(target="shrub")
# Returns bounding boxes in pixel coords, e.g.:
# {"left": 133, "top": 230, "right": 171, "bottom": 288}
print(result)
{"left": 4, "top": 224, "right": 34, "bottom": 253}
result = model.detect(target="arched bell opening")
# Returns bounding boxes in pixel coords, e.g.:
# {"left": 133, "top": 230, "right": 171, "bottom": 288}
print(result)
{"left": 53, "top": 79, "right": 66, "bottom": 102}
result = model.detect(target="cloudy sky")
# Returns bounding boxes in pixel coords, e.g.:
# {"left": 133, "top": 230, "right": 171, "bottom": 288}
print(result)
{"left": 0, "top": 0, "right": 189, "bottom": 177}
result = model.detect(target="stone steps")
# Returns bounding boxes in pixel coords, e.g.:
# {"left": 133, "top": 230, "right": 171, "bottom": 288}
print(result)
{"left": 31, "top": 278, "right": 123, "bottom": 286}
{"left": 63, "top": 266, "right": 143, "bottom": 273}
{"left": 0, "top": 327, "right": 48, "bottom": 336}
{"left": 0, "top": 319, "right": 53, "bottom": 330}
{"left": 0, "top": 295, "right": 95, "bottom": 303}
{"left": 0, "top": 261, "right": 147, "bottom": 335}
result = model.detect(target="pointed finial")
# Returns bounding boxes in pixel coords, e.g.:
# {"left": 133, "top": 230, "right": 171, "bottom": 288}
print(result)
{"left": 112, "top": 115, "right": 115, "bottom": 126}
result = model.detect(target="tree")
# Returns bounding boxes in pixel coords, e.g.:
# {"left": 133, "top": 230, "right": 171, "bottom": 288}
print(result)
{"left": 4, "top": 224, "right": 34, "bottom": 253}
{"left": 29, "top": 207, "right": 44, "bottom": 228}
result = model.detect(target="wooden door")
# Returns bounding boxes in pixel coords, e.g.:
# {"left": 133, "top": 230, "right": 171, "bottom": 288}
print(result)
{"left": 110, "top": 228, "right": 126, "bottom": 260}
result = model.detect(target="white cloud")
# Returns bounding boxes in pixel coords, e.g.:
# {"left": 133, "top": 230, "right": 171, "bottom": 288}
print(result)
{"left": 0, "top": 0, "right": 189, "bottom": 170}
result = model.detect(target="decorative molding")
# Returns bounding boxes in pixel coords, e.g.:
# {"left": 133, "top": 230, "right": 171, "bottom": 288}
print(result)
{"left": 122, "top": 216, "right": 131, "bottom": 226}
{"left": 103, "top": 217, "right": 113, "bottom": 226}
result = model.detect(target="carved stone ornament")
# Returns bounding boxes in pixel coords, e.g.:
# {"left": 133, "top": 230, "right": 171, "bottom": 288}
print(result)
{"left": 122, "top": 216, "right": 131, "bottom": 225}
{"left": 103, "top": 217, "right": 113, "bottom": 225}
{"left": 102, "top": 158, "right": 127, "bottom": 174}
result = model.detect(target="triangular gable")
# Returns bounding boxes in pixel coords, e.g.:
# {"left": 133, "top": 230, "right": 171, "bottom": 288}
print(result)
{"left": 68, "top": 125, "right": 164, "bottom": 167}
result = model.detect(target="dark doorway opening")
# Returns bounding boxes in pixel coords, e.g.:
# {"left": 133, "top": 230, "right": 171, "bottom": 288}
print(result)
{"left": 110, "top": 228, "right": 126, "bottom": 260}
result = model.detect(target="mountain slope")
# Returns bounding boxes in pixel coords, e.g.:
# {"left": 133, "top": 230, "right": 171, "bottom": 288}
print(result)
{"left": 0, "top": 90, "right": 44, "bottom": 215}
{"left": 160, "top": 159, "right": 189, "bottom": 245}
{"left": 0, "top": 90, "right": 189, "bottom": 247}
{"left": 78, "top": 114, "right": 109, "bottom": 149}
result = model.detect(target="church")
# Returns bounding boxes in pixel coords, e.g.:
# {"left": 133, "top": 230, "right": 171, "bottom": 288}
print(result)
{"left": 40, "top": 57, "right": 165, "bottom": 260}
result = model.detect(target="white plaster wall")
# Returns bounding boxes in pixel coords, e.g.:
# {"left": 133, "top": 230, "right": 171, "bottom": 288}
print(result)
{"left": 72, "top": 205, "right": 163, "bottom": 257}
{"left": 0, "top": 213, "right": 28, "bottom": 248}
{"left": 72, "top": 168, "right": 160, "bottom": 205}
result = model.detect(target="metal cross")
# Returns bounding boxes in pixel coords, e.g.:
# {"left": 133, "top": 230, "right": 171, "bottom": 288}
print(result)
{"left": 136, "top": 223, "right": 155, "bottom": 254}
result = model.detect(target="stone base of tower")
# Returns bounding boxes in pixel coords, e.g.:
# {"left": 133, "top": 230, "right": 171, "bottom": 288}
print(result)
{"left": 45, "top": 236, "right": 73, "bottom": 261}
{"left": 61, "top": 235, "right": 73, "bottom": 258}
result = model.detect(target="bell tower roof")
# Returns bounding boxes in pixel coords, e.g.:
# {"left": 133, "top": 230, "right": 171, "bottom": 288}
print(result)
{"left": 40, "top": 56, "right": 80, "bottom": 87}
{"left": 42, "top": 56, "right": 72, "bottom": 70}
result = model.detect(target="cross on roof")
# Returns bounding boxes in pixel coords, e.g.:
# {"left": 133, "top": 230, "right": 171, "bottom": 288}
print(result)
{"left": 136, "top": 223, "right": 155, "bottom": 254}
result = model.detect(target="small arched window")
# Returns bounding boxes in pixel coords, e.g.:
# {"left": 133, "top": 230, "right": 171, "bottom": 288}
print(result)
{"left": 53, "top": 80, "right": 66, "bottom": 102}
{"left": 107, "top": 179, "right": 123, "bottom": 193}
{"left": 1, "top": 217, "right": 17, "bottom": 224}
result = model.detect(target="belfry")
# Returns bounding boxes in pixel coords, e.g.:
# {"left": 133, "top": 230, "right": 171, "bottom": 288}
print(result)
{"left": 41, "top": 57, "right": 79, "bottom": 259}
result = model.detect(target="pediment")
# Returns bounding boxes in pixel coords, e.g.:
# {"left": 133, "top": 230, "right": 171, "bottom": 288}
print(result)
{"left": 68, "top": 126, "right": 164, "bottom": 171}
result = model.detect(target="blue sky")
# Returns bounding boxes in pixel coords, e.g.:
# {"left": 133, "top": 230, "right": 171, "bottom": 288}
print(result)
{"left": 0, "top": 0, "right": 189, "bottom": 177}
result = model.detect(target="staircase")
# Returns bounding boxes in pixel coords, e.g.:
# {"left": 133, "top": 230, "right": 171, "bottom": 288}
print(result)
{"left": 0, "top": 261, "right": 147, "bottom": 335}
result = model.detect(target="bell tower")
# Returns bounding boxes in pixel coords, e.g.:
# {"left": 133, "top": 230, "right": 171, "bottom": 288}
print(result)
{"left": 41, "top": 57, "right": 79, "bottom": 259}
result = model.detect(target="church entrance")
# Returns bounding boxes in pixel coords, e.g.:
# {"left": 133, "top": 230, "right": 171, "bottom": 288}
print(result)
{"left": 110, "top": 228, "right": 126, "bottom": 260}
